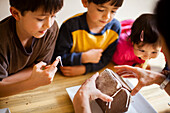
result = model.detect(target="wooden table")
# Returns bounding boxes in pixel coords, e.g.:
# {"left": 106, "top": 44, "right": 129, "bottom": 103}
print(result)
{"left": 0, "top": 62, "right": 169, "bottom": 113}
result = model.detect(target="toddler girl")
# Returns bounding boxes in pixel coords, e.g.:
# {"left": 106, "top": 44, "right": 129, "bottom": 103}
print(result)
{"left": 112, "top": 14, "right": 162, "bottom": 69}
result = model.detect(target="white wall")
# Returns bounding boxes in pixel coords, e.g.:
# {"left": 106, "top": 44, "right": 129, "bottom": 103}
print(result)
{"left": 0, "top": 0, "right": 10, "bottom": 20}
{"left": 0, "top": 0, "right": 158, "bottom": 26}
{"left": 115, "top": 0, "right": 158, "bottom": 20}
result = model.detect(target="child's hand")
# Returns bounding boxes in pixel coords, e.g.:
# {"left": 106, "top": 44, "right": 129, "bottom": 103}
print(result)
{"left": 81, "top": 49, "right": 103, "bottom": 63}
{"left": 60, "top": 65, "right": 86, "bottom": 76}
{"left": 30, "top": 59, "right": 59, "bottom": 87}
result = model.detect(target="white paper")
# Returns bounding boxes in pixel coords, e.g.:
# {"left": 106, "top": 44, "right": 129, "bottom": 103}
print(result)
{"left": 0, "top": 108, "right": 11, "bottom": 113}
{"left": 66, "top": 79, "right": 157, "bottom": 113}
{"left": 149, "top": 52, "right": 166, "bottom": 72}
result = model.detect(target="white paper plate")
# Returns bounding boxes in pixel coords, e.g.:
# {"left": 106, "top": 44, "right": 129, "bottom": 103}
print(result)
{"left": 0, "top": 108, "right": 11, "bottom": 113}
{"left": 66, "top": 79, "right": 157, "bottom": 113}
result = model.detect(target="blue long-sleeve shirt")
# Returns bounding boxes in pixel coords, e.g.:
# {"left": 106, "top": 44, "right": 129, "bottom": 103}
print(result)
{"left": 52, "top": 12, "right": 121, "bottom": 74}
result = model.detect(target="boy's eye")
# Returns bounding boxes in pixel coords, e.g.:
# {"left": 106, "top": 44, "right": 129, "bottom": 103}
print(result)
{"left": 97, "top": 8, "right": 104, "bottom": 12}
{"left": 111, "top": 11, "right": 116, "bottom": 13}
{"left": 36, "top": 18, "right": 45, "bottom": 21}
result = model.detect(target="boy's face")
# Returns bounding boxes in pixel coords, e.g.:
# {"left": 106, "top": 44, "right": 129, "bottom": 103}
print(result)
{"left": 17, "top": 8, "right": 56, "bottom": 38}
{"left": 133, "top": 43, "right": 162, "bottom": 60}
{"left": 85, "top": 1, "right": 119, "bottom": 29}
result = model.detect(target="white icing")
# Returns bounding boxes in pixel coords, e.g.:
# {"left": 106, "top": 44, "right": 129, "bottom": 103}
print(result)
{"left": 56, "top": 56, "right": 63, "bottom": 67}
{"left": 124, "top": 89, "right": 131, "bottom": 108}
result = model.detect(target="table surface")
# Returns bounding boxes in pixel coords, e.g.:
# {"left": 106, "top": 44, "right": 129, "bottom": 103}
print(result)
{"left": 0, "top": 62, "right": 169, "bottom": 113}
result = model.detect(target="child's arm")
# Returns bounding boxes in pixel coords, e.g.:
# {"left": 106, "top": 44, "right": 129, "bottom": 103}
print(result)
{"left": 83, "top": 20, "right": 121, "bottom": 74}
{"left": 2, "top": 67, "right": 33, "bottom": 83}
{"left": 0, "top": 60, "right": 59, "bottom": 97}
{"left": 81, "top": 49, "right": 103, "bottom": 64}
{"left": 60, "top": 65, "right": 86, "bottom": 76}
{"left": 58, "top": 39, "right": 117, "bottom": 76}
{"left": 85, "top": 40, "right": 118, "bottom": 74}
{"left": 51, "top": 23, "right": 83, "bottom": 66}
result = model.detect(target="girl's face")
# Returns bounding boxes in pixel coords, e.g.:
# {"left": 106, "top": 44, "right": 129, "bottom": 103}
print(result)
{"left": 83, "top": 0, "right": 118, "bottom": 32}
{"left": 133, "top": 43, "right": 162, "bottom": 60}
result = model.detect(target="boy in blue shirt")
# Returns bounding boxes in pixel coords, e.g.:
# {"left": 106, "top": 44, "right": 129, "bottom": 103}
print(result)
{"left": 52, "top": 0, "right": 124, "bottom": 76}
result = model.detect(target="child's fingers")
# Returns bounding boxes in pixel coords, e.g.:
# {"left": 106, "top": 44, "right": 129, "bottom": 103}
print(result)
{"left": 46, "top": 59, "right": 59, "bottom": 72}
{"left": 43, "top": 65, "right": 50, "bottom": 70}
{"left": 60, "top": 67, "right": 73, "bottom": 76}
{"left": 35, "top": 61, "right": 47, "bottom": 71}
{"left": 60, "top": 66, "right": 71, "bottom": 70}
{"left": 52, "top": 58, "right": 60, "bottom": 67}
{"left": 61, "top": 69, "right": 70, "bottom": 75}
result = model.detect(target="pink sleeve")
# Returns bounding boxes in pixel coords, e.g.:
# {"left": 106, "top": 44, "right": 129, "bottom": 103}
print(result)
{"left": 112, "top": 19, "right": 134, "bottom": 65}
{"left": 112, "top": 39, "right": 130, "bottom": 65}
{"left": 112, "top": 44, "right": 125, "bottom": 65}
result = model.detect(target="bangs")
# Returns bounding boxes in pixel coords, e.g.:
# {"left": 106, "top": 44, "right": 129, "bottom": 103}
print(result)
{"left": 90, "top": 0, "right": 123, "bottom": 7}
{"left": 10, "top": 0, "right": 63, "bottom": 15}
{"left": 137, "top": 40, "right": 161, "bottom": 50}
{"left": 110, "top": 0, "right": 124, "bottom": 7}
{"left": 39, "top": 0, "right": 63, "bottom": 14}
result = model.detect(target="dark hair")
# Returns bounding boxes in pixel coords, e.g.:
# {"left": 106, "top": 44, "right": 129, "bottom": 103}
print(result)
{"left": 9, "top": 0, "right": 63, "bottom": 16}
{"left": 87, "top": 0, "right": 124, "bottom": 7}
{"left": 130, "top": 14, "right": 161, "bottom": 47}
{"left": 155, "top": 0, "right": 170, "bottom": 51}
